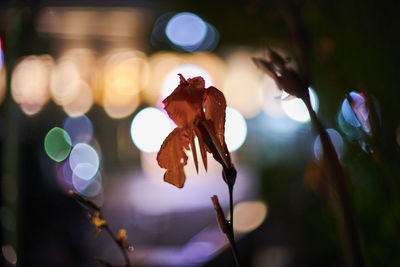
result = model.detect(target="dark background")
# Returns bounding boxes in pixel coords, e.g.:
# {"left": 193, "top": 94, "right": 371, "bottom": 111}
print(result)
{"left": 1, "top": 0, "right": 399, "bottom": 266}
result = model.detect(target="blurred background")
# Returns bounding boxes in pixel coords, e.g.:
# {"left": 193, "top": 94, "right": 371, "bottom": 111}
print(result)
{"left": 0, "top": 0, "right": 399, "bottom": 266}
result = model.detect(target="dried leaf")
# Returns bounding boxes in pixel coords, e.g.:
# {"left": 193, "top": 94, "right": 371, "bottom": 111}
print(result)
{"left": 157, "top": 127, "right": 190, "bottom": 188}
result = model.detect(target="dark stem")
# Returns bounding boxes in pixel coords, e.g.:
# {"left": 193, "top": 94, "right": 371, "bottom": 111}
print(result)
{"left": 104, "top": 225, "right": 131, "bottom": 267}
{"left": 227, "top": 184, "right": 241, "bottom": 267}
{"left": 303, "top": 97, "right": 364, "bottom": 267}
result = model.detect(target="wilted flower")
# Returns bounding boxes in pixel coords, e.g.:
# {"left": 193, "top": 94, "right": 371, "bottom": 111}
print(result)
{"left": 253, "top": 48, "right": 309, "bottom": 101}
{"left": 157, "top": 74, "right": 236, "bottom": 188}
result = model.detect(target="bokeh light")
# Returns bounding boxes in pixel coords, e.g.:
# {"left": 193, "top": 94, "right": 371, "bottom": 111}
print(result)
{"left": 161, "top": 64, "right": 213, "bottom": 101}
{"left": 281, "top": 87, "right": 319, "bottom": 122}
{"left": 2, "top": 244, "right": 17, "bottom": 265}
{"left": 225, "top": 107, "right": 247, "bottom": 152}
{"left": 62, "top": 80, "right": 93, "bottom": 117}
{"left": 63, "top": 115, "right": 93, "bottom": 146}
{"left": 339, "top": 91, "right": 371, "bottom": 134}
{"left": 166, "top": 12, "right": 207, "bottom": 51}
{"left": 223, "top": 50, "right": 264, "bottom": 118}
{"left": 232, "top": 200, "right": 268, "bottom": 233}
{"left": 50, "top": 57, "right": 82, "bottom": 106}
{"left": 131, "top": 107, "right": 173, "bottom": 153}
{"left": 101, "top": 51, "right": 149, "bottom": 118}
{"left": 44, "top": 127, "right": 72, "bottom": 162}
{"left": 69, "top": 143, "right": 100, "bottom": 180}
{"left": 72, "top": 172, "right": 102, "bottom": 197}
{"left": 314, "top": 128, "right": 344, "bottom": 160}
{"left": 11, "top": 55, "right": 53, "bottom": 115}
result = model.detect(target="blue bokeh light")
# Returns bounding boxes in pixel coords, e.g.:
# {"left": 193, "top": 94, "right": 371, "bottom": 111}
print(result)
{"left": 165, "top": 12, "right": 207, "bottom": 51}
{"left": 63, "top": 115, "right": 93, "bottom": 146}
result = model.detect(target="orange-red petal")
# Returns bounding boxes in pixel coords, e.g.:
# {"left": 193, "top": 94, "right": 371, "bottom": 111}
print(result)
{"left": 163, "top": 75, "right": 205, "bottom": 128}
{"left": 203, "top": 86, "right": 227, "bottom": 146}
{"left": 157, "top": 127, "right": 190, "bottom": 188}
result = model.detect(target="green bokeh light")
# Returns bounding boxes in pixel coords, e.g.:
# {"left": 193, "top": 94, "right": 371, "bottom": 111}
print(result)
{"left": 44, "top": 127, "right": 72, "bottom": 162}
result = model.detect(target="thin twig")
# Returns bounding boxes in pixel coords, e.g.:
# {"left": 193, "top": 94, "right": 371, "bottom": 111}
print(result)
{"left": 104, "top": 225, "right": 131, "bottom": 267}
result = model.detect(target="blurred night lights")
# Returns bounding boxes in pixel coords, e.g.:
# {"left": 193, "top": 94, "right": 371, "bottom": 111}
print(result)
{"left": 161, "top": 64, "right": 213, "bottom": 101}
{"left": 166, "top": 12, "right": 207, "bottom": 50}
{"left": 225, "top": 107, "right": 247, "bottom": 152}
{"left": 223, "top": 50, "right": 264, "bottom": 118}
{"left": 44, "top": 127, "right": 72, "bottom": 162}
{"left": 63, "top": 115, "right": 93, "bottom": 145}
{"left": 232, "top": 200, "right": 268, "bottom": 233}
{"left": 72, "top": 172, "right": 102, "bottom": 197}
{"left": 281, "top": 87, "right": 319, "bottom": 122}
{"left": 163, "top": 12, "right": 218, "bottom": 52}
{"left": 314, "top": 128, "right": 344, "bottom": 160}
{"left": 131, "top": 107, "right": 173, "bottom": 153}
{"left": 69, "top": 143, "right": 100, "bottom": 180}
{"left": 339, "top": 91, "right": 371, "bottom": 134}
{"left": 2, "top": 244, "right": 17, "bottom": 265}
{"left": 0, "top": 37, "right": 4, "bottom": 69}
{"left": 11, "top": 55, "right": 53, "bottom": 115}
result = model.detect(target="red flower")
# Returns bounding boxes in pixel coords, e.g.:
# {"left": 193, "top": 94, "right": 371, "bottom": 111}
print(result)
{"left": 157, "top": 74, "right": 236, "bottom": 188}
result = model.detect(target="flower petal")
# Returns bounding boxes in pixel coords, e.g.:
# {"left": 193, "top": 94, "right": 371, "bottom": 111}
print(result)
{"left": 157, "top": 127, "right": 190, "bottom": 188}
{"left": 163, "top": 75, "right": 205, "bottom": 128}
{"left": 203, "top": 86, "right": 227, "bottom": 146}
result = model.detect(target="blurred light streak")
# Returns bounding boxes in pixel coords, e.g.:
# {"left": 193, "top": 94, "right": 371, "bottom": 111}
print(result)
{"left": 2, "top": 244, "right": 17, "bottom": 265}
{"left": 44, "top": 127, "right": 72, "bottom": 162}
{"left": 281, "top": 87, "right": 318, "bottom": 122}
{"left": 314, "top": 128, "right": 344, "bottom": 160}
{"left": 225, "top": 107, "right": 247, "bottom": 152}
{"left": 101, "top": 51, "right": 149, "bottom": 118}
{"left": 223, "top": 50, "right": 264, "bottom": 118}
{"left": 69, "top": 143, "right": 100, "bottom": 180}
{"left": 36, "top": 7, "right": 151, "bottom": 41}
{"left": 161, "top": 64, "right": 213, "bottom": 102}
{"left": 131, "top": 107, "right": 173, "bottom": 153}
{"left": 11, "top": 55, "right": 53, "bottom": 115}
{"left": 166, "top": 12, "right": 207, "bottom": 51}
{"left": 63, "top": 115, "right": 93, "bottom": 146}
{"left": 232, "top": 200, "right": 268, "bottom": 233}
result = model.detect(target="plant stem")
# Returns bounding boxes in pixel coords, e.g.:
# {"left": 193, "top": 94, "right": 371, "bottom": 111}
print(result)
{"left": 227, "top": 184, "right": 241, "bottom": 267}
{"left": 304, "top": 97, "right": 365, "bottom": 267}
{"left": 104, "top": 225, "right": 131, "bottom": 267}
